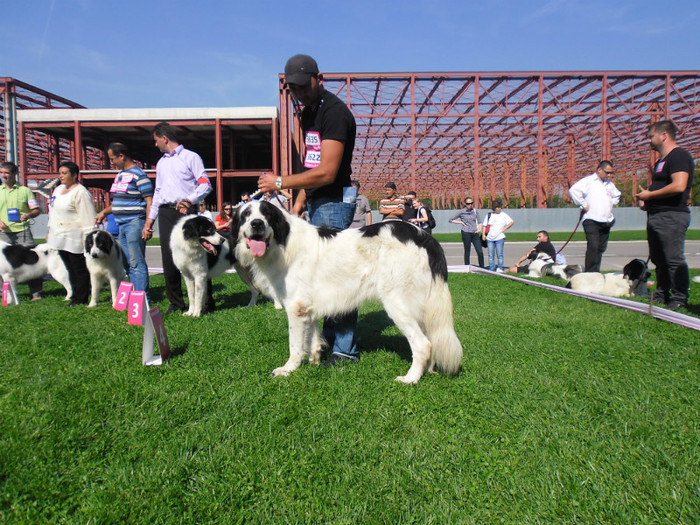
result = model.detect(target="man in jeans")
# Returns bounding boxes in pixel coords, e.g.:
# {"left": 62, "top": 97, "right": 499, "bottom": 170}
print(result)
{"left": 636, "top": 120, "right": 694, "bottom": 310}
{"left": 258, "top": 54, "right": 358, "bottom": 366}
{"left": 95, "top": 142, "right": 153, "bottom": 298}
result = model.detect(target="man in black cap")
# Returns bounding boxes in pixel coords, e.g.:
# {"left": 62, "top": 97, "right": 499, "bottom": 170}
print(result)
{"left": 258, "top": 54, "right": 359, "bottom": 366}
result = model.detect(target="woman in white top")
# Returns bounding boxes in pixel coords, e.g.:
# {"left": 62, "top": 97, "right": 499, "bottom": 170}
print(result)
{"left": 482, "top": 199, "right": 514, "bottom": 272}
{"left": 47, "top": 161, "right": 96, "bottom": 306}
{"left": 409, "top": 199, "right": 431, "bottom": 233}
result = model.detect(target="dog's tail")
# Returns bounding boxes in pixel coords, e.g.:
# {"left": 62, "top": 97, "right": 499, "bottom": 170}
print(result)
{"left": 425, "top": 277, "right": 463, "bottom": 376}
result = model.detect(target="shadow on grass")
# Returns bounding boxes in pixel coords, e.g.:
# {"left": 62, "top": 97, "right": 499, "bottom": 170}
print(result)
{"left": 356, "top": 309, "right": 412, "bottom": 362}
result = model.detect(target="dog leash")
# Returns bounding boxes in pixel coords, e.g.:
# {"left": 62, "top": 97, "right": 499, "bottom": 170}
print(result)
{"left": 555, "top": 209, "right": 585, "bottom": 259}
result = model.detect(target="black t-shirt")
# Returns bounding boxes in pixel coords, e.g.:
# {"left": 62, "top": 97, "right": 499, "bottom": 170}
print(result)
{"left": 301, "top": 89, "right": 356, "bottom": 200}
{"left": 648, "top": 146, "right": 694, "bottom": 213}
{"left": 527, "top": 241, "right": 557, "bottom": 260}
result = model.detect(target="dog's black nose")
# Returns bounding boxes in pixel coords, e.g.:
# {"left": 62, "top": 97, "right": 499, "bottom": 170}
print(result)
{"left": 251, "top": 218, "right": 265, "bottom": 232}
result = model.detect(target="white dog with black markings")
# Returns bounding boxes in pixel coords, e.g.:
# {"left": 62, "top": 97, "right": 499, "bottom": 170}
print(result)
{"left": 84, "top": 230, "right": 127, "bottom": 307}
{"left": 170, "top": 215, "right": 261, "bottom": 317}
{"left": 567, "top": 258, "right": 651, "bottom": 298}
{"left": 232, "top": 200, "right": 463, "bottom": 384}
{"left": 0, "top": 242, "right": 72, "bottom": 299}
{"left": 527, "top": 252, "right": 582, "bottom": 279}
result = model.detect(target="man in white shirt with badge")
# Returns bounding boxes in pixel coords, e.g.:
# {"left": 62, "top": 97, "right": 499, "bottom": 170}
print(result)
{"left": 569, "top": 160, "right": 621, "bottom": 272}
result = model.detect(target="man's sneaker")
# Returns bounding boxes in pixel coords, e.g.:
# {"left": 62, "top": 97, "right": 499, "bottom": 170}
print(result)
{"left": 496, "top": 268, "right": 504, "bottom": 274}
{"left": 322, "top": 353, "right": 358, "bottom": 367}
{"left": 652, "top": 292, "right": 667, "bottom": 305}
{"left": 666, "top": 301, "right": 687, "bottom": 311}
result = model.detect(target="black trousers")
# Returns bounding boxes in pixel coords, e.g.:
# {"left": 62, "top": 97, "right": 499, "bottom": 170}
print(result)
{"left": 158, "top": 207, "right": 214, "bottom": 311}
{"left": 582, "top": 219, "right": 614, "bottom": 273}
{"left": 647, "top": 210, "right": 690, "bottom": 304}
{"left": 58, "top": 250, "right": 90, "bottom": 304}
{"left": 461, "top": 231, "right": 484, "bottom": 267}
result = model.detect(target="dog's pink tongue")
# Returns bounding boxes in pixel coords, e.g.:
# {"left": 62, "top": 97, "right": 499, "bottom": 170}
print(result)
{"left": 202, "top": 241, "right": 216, "bottom": 254}
{"left": 247, "top": 238, "right": 267, "bottom": 257}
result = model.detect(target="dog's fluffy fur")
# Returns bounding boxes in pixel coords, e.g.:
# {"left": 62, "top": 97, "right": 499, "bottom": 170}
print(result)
{"left": 232, "top": 201, "right": 463, "bottom": 384}
{"left": 84, "top": 230, "right": 127, "bottom": 307}
{"left": 527, "top": 252, "right": 582, "bottom": 279}
{"left": 170, "top": 215, "right": 260, "bottom": 316}
{"left": 0, "top": 242, "right": 72, "bottom": 299}
{"left": 567, "top": 258, "right": 651, "bottom": 297}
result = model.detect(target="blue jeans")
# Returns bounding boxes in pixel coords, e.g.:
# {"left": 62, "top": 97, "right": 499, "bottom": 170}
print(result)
{"left": 118, "top": 218, "right": 149, "bottom": 297}
{"left": 487, "top": 238, "right": 506, "bottom": 271}
{"left": 307, "top": 197, "right": 359, "bottom": 359}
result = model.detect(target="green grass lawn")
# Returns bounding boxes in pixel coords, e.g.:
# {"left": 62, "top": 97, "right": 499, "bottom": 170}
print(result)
{"left": 1, "top": 273, "right": 698, "bottom": 524}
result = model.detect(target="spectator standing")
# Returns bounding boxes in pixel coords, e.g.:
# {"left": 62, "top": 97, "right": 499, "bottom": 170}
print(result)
{"left": 260, "top": 189, "right": 291, "bottom": 212}
{"left": 257, "top": 54, "right": 358, "bottom": 366}
{"left": 402, "top": 190, "right": 417, "bottom": 222}
{"left": 450, "top": 197, "right": 484, "bottom": 267}
{"left": 47, "top": 161, "right": 96, "bottom": 306}
{"left": 95, "top": 142, "right": 153, "bottom": 296}
{"left": 569, "top": 160, "right": 621, "bottom": 272}
{"left": 350, "top": 180, "right": 372, "bottom": 228}
{"left": 143, "top": 121, "right": 213, "bottom": 315}
{"left": 379, "top": 182, "right": 404, "bottom": 221}
{"left": 409, "top": 199, "right": 431, "bottom": 234}
{"left": 636, "top": 120, "right": 694, "bottom": 310}
{"left": 0, "top": 161, "right": 44, "bottom": 300}
{"left": 482, "top": 199, "right": 514, "bottom": 273}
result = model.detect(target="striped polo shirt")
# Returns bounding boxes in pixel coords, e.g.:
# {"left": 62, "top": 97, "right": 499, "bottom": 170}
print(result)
{"left": 110, "top": 167, "right": 154, "bottom": 225}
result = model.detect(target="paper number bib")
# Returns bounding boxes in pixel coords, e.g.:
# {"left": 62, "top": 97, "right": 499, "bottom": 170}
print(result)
{"left": 304, "top": 131, "right": 321, "bottom": 168}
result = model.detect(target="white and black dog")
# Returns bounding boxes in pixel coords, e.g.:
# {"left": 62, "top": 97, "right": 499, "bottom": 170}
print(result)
{"left": 0, "top": 242, "right": 72, "bottom": 299}
{"left": 84, "top": 230, "right": 127, "bottom": 307}
{"left": 232, "top": 201, "right": 463, "bottom": 384}
{"left": 170, "top": 215, "right": 261, "bottom": 317}
{"left": 567, "top": 258, "right": 651, "bottom": 298}
{"left": 527, "top": 252, "right": 582, "bottom": 280}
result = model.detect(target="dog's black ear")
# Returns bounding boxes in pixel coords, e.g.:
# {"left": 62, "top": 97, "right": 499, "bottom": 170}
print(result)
{"left": 101, "top": 232, "right": 114, "bottom": 252}
{"left": 623, "top": 259, "right": 644, "bottom": 280}
{"left": 564, "top": 265, "right": 581, "bottom": 279}
{"left": 85, "top": 233, "right": 94, "bottom": 252}
{"left": 260, "top": 201, "right": 290, "bottom": 246}
{"left": 182, "top": 218, "right": 199, "bottom": 240}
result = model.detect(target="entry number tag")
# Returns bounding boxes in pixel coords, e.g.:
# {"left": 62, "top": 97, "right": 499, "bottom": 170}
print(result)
{"left": 142, "top": 307, "right": 171, "bottom": 366}
{"left": 2, "top": 281, "right": 19, "bottom": 306}
{"left": 304, "top": 131, "right": 321, "bottom": 168}
{"left": 128, "top": 291, "right": 146, "bottom": 325}
{"left": 114, "top": 281, "right": 133, "bottom": 311}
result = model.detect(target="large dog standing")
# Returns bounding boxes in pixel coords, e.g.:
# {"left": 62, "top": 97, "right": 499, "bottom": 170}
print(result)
{"left": 170, "top": 215, "right": 261, "bottom": 317}
{"left": 567, "top": 258, "right": 651, "bottom": 298}
{"left": 0, "top": 242, "right": 72, "bottom": 300}
{"left": 232, "top": 201, "right": 463, "bottom": 384}
{"left": 84, "top": 230, "right": 127, "bottom": 307}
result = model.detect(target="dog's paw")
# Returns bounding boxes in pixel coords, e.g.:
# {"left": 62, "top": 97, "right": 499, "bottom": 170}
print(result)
{"left": 273, "top": 301, "right": 283, "bottom": 310}
{"left": 87, "top": 303, "right": 97, "bottom": 308}
{"left": 271, "top": 367, "right": 291, "bottom": 377}
{"left": 308, "top": 353, "right": 321, "bottom": 366}
{"left": 395, "top": 374, "right": 420, "bottom": 384}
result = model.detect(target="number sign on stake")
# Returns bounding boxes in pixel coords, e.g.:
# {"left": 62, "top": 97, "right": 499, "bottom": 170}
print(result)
{"left": 114, "top": 281, "right": 134, "bottom": 311}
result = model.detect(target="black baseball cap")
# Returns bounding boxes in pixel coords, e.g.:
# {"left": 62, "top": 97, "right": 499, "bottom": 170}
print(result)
{"left": 385, "top": 182, "right": 397, "bottom": 190}
{"left": 284, "top": 54, "right": 319, "bottom": 86}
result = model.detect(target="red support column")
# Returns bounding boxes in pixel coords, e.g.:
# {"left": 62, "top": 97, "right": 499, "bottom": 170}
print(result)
{"left": 473, "top": 75, "right": 481, "bottom": 207}
{"left": 215, "top": 118, "right": 223, "bottom": 211}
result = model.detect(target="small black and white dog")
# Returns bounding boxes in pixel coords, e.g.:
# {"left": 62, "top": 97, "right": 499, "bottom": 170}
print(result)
{"left": 527, "top": 252, "right": 582, "bottom": 280}
{"left": 0, "top": 242, "right": 72, "bottom": 299}
{"left": 567, "top": 258, "right": 651, "bottom": 297}
{"left": 170, "top": 215, "right": 260, "bottom": 317}
{"left": 84, "top": 230, "right": 127, "bottom": 307}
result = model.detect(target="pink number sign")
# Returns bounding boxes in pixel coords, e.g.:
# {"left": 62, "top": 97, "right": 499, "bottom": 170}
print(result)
{"left": 114, "top": 282, "right": 134, "bottom": 311}
{"left": 128, "top": 291, "right": 146, "bottom": 325}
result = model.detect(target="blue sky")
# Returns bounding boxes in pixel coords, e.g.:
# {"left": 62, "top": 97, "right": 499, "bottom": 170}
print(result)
{"left": 3, "top": 0, "right": 699, "bottom": 109}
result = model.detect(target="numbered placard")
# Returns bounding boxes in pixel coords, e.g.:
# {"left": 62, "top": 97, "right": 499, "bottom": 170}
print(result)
{"left": 142, "top": 307, "right": 171, "bottom": 366}
{"left": 2, "top": 281, "right": 19, "bottom": 306}
{"left": 128, "top": 291, "right": 146, "bottom": 325}
{"left": 114, "top": 281, "right": 134, "bottom": 311}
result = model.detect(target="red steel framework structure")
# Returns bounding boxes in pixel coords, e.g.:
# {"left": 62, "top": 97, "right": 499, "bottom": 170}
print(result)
{"left": 279, "top": 71, "right": 699, "bottom": 208}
